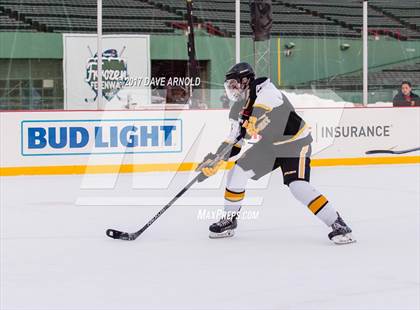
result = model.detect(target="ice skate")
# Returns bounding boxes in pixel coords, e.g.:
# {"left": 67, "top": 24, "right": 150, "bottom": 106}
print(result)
{"left": 328, "top": 213, "right": 356, "bottom": 245}
{"left": 209, "top": 215, "right": 238, "bottom": 239}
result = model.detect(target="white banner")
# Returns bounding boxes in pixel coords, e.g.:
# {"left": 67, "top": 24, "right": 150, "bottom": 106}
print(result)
{"left": 21, "top": 118, "right": 182, "bottom": 156}
{"left": 63, "top": 34, "right": 150, "bottom": 110}
{"left": 1, "top": 108, "right": 419, "bottom": 174}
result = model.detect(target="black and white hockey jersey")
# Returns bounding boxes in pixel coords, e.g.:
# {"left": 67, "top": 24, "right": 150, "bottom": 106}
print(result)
{"left": 224, "top": 77, "right": 312, "bottom": 154}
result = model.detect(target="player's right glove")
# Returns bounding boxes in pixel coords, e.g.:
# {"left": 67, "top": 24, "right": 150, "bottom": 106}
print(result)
{"left": 242, "top": 116, "right": 259, "bottom": 137}
{"left": 242, "top": 114, "right": 271, "bottom": 138}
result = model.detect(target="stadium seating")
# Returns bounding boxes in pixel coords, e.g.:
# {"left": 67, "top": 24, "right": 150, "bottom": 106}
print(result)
{"left": 0, "top": 0, "right": 181, "bottom": 33}
{"left": 369, "top": 0, "right": 420, "bottom": 33}
{"left": 281, "top": 0, "right": 420, "bottom": 40}
{"left": 301, "top": 62, "right": 420, "bottom": 90}
{"left": 0, "top": 10, "right": 35, "bottom": 31}
{"left": 147, "top": 0, "right": 360, "bottom": 37}
{"left": 0, "top": 0, "right": 419, "bottom": 38}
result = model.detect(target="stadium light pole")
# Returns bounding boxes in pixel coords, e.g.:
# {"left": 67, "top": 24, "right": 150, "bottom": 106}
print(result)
{"left": 97, "top": 0, "right": 103, "bottom": 110}
{"left": 235, "top": 0, "right": 240, "bottom": 63}
{"left": 363, "top": 0, "right": 368, "bottom": 106}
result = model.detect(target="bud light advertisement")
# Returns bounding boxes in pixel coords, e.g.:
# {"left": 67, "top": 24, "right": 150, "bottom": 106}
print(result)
{"left": 21, "top": 119, "right": 182, "bottom": 156}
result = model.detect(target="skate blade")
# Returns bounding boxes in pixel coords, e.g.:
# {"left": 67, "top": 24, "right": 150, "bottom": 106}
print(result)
{"left": 331, "top": 233, "right": 356, "bottom": 245}
{"left": 209, "top": 229, "right": 235, "bottom": 239}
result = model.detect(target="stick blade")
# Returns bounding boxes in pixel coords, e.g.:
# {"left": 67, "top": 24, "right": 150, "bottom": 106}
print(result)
{"left": 106, "top": 229, "right": 133, "bottom": 240}
{"left": 365, "top": 150, "right": 393, "bottom": 155}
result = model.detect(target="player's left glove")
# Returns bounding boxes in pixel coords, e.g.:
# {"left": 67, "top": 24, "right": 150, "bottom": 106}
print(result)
{"left": 198, "top": 153, "right": 226, "bottom": 178}
{"left": 196, "top": 142, "right": 242, "bottom": 182}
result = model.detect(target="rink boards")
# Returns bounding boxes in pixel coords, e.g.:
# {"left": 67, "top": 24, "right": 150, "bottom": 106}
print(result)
{"left": 1, "top": 107, "right": 419, "bottom": 176}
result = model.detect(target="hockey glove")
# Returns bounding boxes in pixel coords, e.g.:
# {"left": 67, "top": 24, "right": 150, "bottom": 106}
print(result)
{"left": 196, "top": 153, "right": 226, "bottom": 182}
{"left": 196, "top": 142, "right": 242, "bottom": 182}
{"left": 199, "top": 153, "right": 225, "bottom": 177}
{"left": 242, "top": 114, "right": 271, "bottom": 138}
{"left": 243, "top": 116, "right": 259, "bottom": 137}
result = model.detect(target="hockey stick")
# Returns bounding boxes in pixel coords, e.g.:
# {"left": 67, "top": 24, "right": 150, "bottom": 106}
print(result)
{"left": 365, "top": 146, "right": 420, "bottom": 155}
{"left": 106, "top": 174, "right": 201, "bottom": 240}
{"left": 106, "top": 141, "right": 238, "bottom": 241}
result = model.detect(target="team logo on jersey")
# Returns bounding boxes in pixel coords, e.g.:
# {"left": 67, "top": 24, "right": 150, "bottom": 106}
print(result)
{"left": 283, "top": 170, "right": 296, "bottom": 176}
{"left": 85, "top": 48, "right": 128, "bottom": 102}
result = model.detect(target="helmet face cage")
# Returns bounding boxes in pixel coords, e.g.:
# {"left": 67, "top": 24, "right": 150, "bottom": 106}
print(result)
{"left": 224, "top": 62, "right": 255, "bottom": 102}
{"left": 224, "top": 76, "right": 251, "bottom": 102}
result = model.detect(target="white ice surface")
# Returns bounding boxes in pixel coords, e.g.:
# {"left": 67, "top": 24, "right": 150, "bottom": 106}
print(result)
{"left": 1, "top": 165, "right": 419, "bottom": 310}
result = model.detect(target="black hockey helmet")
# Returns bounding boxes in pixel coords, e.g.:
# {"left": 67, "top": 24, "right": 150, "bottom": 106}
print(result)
{"left": 224, "top": 62, "right": 255, "bottom": 102}
{"left": 225, "top": 62, "right": 255, "bottom": 82}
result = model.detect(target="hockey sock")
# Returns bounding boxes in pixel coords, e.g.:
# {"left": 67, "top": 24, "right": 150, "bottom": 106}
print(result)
{"left": 224, "top": 164, "right": 255, "bottom": 214}
{"left": 288, "top": 180, "right": 338, "bottom": 226}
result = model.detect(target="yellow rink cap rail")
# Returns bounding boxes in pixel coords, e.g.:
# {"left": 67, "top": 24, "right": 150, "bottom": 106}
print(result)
{"left": 0, "top": 156, "right": 419, "bottom": 176}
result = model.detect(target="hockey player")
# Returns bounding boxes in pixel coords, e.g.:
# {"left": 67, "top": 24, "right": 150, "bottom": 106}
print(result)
{"left": 198, "top": 62, "right": 355, "bottom": 244}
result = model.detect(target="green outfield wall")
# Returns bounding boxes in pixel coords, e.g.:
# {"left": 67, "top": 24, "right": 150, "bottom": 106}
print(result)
{"left": 0, "top": 32, "right": 419, "bottom": 106}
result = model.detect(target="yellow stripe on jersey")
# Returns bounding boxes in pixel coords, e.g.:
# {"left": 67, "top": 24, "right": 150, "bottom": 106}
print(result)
{"left": 224, "top": 188, "right": 245, "bottom": 202}
{"left": 308, "top": 195, "right": 328, "bottom": 214}
{"left": 298, "top": 145, "right": 309, "bottom": 179}
{"left": 273, "top": 124, "right": 309, "bottom": 145}
{"left": 253, "top": 104, "right": 273, "bottom": 112}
